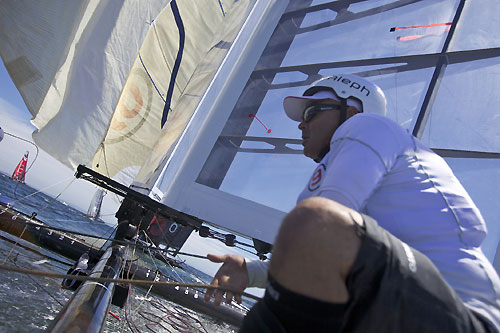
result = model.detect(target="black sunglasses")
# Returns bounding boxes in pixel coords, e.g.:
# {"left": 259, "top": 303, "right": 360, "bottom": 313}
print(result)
{"left": 302, "top": 103, "right": 342, "bottom": 122}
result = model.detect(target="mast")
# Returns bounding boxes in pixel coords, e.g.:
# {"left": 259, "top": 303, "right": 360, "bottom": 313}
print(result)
{"left": 47, "top": 246, "right": 125, "bottom": 332}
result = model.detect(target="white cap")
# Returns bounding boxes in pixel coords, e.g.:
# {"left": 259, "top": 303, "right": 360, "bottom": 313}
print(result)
{"left": 283, "top": 90, "right": 362, "bottom": 122}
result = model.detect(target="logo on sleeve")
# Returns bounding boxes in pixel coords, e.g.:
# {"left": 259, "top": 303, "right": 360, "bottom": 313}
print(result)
{"left": 308, "top": 164, "right": 326, "bottom": 192}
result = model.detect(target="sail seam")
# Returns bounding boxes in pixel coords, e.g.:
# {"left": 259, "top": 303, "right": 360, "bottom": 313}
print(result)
{"left": 139, "top": 53, "right": 166, "bottom": 103}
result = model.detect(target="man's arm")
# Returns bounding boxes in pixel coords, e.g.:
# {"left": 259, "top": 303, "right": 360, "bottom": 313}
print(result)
{"left": 246, "top": 258, "right": 269, "bottom": 288}
{"left": 318, "top": 115, "right": 406, "bottom": 210}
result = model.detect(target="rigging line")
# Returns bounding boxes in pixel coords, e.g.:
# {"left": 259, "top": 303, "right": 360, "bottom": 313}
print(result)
{"left": 249, "top": 114, "right": 273, "bottom": 134}
{"left": 4, "top": 131, "right": 40, "bottom": 175}
{"left": 35, "top": 178, "right": 76, "bottom": 216}
{"left": 96, "top": 141, "right": 124, "bottom": 208}
{"left": 133, "top": 273, "right": 157, "bottom": 316}
{"left": 412, "top": 0, "right": 466, "bottom": 138}
{"left": 141, "top": 231, "right": 186, "bottom": 285}
{"left": 1, "top": 224, "right": 28, "bottom": 265}
{"left": 9, "top": 259, "right": 66, "bottom": 307}
{"left": 0, "top": 235, "right": 72, "bottom": 267}
{"left": 89, "top": 222, "right": 118, "bottom": 251}
{"left": 4, "top": 213, "right": 239, "bottom": 261}
{"left": 125, "top": 287, "right": 141, "bottom": 333}
{"left": 0, "top": 263, "right": 261, "bottom": 301}
{"left": 5, "top": 216, "right": 247, "bottom": 260}
{"left": 10, "top": 218, "right": 117, "bottom": 249}
{"left": 127, "top": 231, "right": 160, "bottom": 315}
{"left": 139, "top": 53, "right": 166, "bottom": 104}
{"left": 7, "top": 175, "right": 76, "bottom": 207}
{"left": 161, "top": 0, "right": 185, "bottom": 128}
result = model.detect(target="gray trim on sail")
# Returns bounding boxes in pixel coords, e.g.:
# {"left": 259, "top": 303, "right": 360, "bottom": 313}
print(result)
{"left": 252, "top": 48, "right": 500, "bottom": 89}
{"left": 282, "top": 0, "right": 424, "bottom": 34}
{"left": 217, "top": 135, "right": 500, "bottom": 159}
{"left": 432, "top": 149, "right": 500, "bottom": 159}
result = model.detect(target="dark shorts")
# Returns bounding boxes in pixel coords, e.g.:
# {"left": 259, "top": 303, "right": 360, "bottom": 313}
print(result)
{"left": 342, "top": 214, "right": 494, "bottom": 332}
{"left": 241, "top": 214, "right": 495, "bottom": 332}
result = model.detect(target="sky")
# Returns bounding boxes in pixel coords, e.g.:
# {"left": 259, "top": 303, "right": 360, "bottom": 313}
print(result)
{"left": 0, "top": 61, "right": 264, "bottom": 297}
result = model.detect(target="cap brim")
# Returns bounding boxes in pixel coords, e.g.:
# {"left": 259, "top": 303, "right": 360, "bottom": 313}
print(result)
{"left": 283, "top": 90, "right": 340, "bottom": 122}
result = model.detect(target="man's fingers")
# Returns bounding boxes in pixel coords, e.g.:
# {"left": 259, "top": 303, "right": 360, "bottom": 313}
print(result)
{"left": 204, "top": 278, "right": 218, "bottom": 302}
{"left": 204, "top": 288, "right": 214, "bottom": 302}
{"left": 213, "top": 290, "right": 224, "bottom": 306}
{"left": 226, "top": 292, "right": 234, "bottom": 304}
{"left": 235, "top": 294, "right": 242, "bottom": 304}
{"left": 206, "top": 253, "right": 226, "bottom": 263}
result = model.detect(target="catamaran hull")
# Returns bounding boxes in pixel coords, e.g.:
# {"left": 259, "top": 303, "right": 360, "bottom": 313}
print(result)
{"left": 0, "top": 202, "right": 246, "bottom": 327}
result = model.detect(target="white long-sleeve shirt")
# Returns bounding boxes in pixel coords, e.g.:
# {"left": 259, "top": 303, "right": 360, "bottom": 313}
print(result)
{"left": 247, "top": 113, "right": 500, "bottom": 330}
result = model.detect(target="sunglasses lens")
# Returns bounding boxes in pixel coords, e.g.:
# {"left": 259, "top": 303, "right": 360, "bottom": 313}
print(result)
{"left": 303, "top": 104, "right": 340, "bottom": 122}
{"left": 303, "top": 105, "right": 320, "bottom": 122}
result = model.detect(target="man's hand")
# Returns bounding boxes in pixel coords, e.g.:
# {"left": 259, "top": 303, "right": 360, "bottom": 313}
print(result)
{"left": 204, "top": 254, "right": 249, "bottom": 306}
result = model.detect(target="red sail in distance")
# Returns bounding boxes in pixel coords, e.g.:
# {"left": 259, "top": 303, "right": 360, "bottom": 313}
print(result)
{"left": 12, "top": 151, "right": 29, "bottom": 183}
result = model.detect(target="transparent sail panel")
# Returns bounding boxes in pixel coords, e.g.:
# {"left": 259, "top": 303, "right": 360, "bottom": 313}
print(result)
{"left": 421, "top": 60, "right": 500, "bottom": 152}
{"left": 450, "top": 0, "right": 500, "bottom": 52}
{"left": 445, "top": 158, "right": 500, "bottom": 262}
{"left": 195, "top": 0, "right": 461, "bottom": 211}
{"left": 154, "top": 0, "right": 500, "bottom": 245}
{"left": 282, "top": 0, "right": 457, "bottom": 65}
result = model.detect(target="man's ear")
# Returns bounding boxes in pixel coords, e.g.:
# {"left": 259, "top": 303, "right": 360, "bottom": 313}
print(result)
{"left": 346, "top": 106, "right": 362, "bottom": 119}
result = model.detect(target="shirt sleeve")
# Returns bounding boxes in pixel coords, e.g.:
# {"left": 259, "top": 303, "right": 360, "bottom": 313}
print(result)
{"left": 319, "top": 115, "right": 406, "bottom": 211}
{"left": 245, "top": 258, "right": 269, "bottom": 288}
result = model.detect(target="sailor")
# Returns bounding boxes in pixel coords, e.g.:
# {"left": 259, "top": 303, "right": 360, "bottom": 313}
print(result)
{"left": 205, "top": 74, "right": 500, "bottom": 332}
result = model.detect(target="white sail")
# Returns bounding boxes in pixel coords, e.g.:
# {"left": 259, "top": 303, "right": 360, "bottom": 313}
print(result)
{"left": 86, "top": 188, "right": 106, "bottom": 220}
{"left": 92, "top": 0, "right": 256, "bottom": 181}
{"left": 0, "top": 0, "right": 166, "bottom": 170}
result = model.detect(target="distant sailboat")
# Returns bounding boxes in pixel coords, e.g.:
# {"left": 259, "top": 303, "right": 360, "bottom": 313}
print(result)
{"left": 86, "top": 187, "right": 106, "bottom": 221}
{"left": 11, "top": 151, "right": 28, "bottom": 183}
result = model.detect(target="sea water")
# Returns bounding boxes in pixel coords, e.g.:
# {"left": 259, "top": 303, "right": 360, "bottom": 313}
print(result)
{"left": 0, "top": 172, "right": 239, "bottom": 332}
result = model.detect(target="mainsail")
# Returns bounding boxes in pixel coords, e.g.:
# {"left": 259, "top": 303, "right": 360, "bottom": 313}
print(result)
{"left": 11, "top": 151, "right": 29, "bottom": 183}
